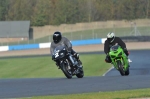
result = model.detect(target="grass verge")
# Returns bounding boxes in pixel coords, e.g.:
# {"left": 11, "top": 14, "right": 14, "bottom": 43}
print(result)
{"left": 0, "top": 54, "right": 111, "bottom": 78}
{"left": 21, "top": 88, "right": 150, "bottom": 99}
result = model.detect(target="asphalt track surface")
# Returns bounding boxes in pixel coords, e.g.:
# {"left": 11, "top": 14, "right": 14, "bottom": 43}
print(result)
{"left": 0, "top": 50, "right": 150, "bottom": 98}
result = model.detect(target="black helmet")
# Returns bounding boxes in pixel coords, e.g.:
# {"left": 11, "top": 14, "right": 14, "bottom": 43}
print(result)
{"left": 53, "top": 31, "right": 62, "bottom": 43}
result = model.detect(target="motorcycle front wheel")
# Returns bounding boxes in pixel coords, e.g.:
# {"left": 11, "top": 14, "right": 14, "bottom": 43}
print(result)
{"left": 117, "top": 60, "right": 125, "bottom": 76}
{"left": 61, "top": 61, "right": 72, "bottom": 79}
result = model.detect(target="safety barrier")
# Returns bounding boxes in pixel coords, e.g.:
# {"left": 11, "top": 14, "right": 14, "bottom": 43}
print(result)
{"left": 1, "top": 35, "right": 150, "bottom": 52}
{"left": 0, "top": 38, "right": 107, "bottom": 52}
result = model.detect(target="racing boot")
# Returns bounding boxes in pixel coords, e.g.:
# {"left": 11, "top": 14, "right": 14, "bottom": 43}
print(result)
{"left": 73, "top": 52, "right": 83, "bottom": 65}
{"left": 128, "top": 58, "right": 132, "bottom": 63}
{"left": 127, "top": 57, "right": 132, "bottom": 67}
{"left": 71, "top": 49, "right": 80, "bottom": 60}
{"left": 73, "top": 53, "right": 79, "bottom": 59}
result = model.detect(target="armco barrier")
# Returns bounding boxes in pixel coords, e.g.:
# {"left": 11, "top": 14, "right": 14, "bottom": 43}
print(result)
{"left": 0, "top": 46, "right": 9, "bottom": 51}
{"left": 9, "top": 44, "right": 39, "bottom": 51}
{"left": 71, "top": 39, "right": 102, "bottom": 46}
{"left": 0, "top": 36, "right": 149, "bottom": 52}
{"left": 39, "top": 42, "right": 51, "bottom": 48}
{"left": 0, "top": 38, "right": 106, "bottom": 51}
{"left": 120, "top": 36, "right": 150, "bottom": 42}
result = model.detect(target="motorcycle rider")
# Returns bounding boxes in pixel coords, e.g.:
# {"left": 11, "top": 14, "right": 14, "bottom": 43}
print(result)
{"left": 50, "top": 31, "right": 81, "bottom": 69}
{"left": 104, "top": 32, "right": 132, "bottom": 63}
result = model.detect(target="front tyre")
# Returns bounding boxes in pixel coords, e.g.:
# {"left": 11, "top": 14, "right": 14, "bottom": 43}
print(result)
{"left": 117, "top": 60, "right": 125, "bottom": 76}
{"left": 61, "top": 62, "right": 72, "bottom": 79}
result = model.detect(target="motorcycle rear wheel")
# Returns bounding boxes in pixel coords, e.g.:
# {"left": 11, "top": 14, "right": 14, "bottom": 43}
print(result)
{"left": 76, "top": 60, "right": 84, "bottom": 78}
{"left": 125, "top": 67, "right": 130, "bottom": 76}
{"left": 76, "top": 68, "right": 84, "bottom": 78}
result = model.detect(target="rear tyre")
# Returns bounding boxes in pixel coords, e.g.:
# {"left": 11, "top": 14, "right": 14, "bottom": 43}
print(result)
{"left": 125, "top": 68, "right": 130, "bottom": 76}
{"left": 76, "top": 68, "right": 84, "bottom": 78}
{"left": 76, "top": 60, "right": 84, "bottom": 78}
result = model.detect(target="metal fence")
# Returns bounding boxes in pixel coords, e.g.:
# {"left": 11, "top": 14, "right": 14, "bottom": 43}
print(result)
{"left": 0, "top": 19, "right": 150, "bottom": 46}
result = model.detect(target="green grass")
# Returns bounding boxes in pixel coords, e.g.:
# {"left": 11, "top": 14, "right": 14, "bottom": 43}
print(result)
{"left": 0, "top": 54, "right": 111, "bottom": 78}
{"left": 3, "top": 26, "right": 150, "bottom": 46}
{"left": 21, "top": 88, "right": 150, "bottom": 99}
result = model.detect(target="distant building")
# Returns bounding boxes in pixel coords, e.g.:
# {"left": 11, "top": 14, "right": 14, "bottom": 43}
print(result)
{"left": 0, "top": 21, "right": 31, "bottom": 43}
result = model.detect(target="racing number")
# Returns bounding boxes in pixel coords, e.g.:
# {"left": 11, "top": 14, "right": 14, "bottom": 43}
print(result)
{"left": 55, "top": 50, "right": 59, "bottom": 58}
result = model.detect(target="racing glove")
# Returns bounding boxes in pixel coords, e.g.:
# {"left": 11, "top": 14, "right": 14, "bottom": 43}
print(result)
{"left": 124, "top": 48, "right": 129, "bottom": 56}
{"left": 52, "top": 55, "right": 56, "bottom": 61}
{"left": 105, "top": 54, "right": 111, "bottom": 63}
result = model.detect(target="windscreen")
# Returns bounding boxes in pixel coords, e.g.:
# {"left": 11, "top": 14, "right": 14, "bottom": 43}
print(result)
{"left": 54, "top": 45, "right": 65, "bottom": 53}
{"left": 110, "top": 45, "right": 119, "bottom": 51}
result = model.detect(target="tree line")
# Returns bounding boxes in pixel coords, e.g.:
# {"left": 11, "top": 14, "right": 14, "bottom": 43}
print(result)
{"left": 0, "top": 0, "right": 150, "bottom": 26}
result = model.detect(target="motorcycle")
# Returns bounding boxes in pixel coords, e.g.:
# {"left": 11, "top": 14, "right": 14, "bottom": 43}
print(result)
{"left": 109, "top": 44, "right": 130, "bottom": 76}
{"left": 52, "top": 45, "right": 84, "bottom": 79}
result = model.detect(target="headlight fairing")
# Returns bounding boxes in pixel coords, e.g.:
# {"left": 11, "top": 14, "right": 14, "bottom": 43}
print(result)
{"left": 110, "top": 55, "right": 116, "bottom": 58}
{"left": 118, "top": 52, "right": 122, "bottom": 56}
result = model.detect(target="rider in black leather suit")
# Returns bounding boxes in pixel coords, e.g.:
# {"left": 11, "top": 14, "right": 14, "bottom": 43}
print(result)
{"left": 50, "top": 31, "right": 80, "bottom": 68}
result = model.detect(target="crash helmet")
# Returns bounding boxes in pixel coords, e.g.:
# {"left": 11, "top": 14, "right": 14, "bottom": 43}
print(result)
{"left": 107, "top": 32, "right": 115, "bottom": 43}
{"left": 53, "top": 31, "right": 62, "bottom": 43}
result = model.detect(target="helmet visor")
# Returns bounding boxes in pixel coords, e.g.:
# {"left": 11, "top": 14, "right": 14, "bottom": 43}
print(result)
{"left": 107, "top": 37, "right": 114, "bottom": 43}
{"left": 53, "top": 35, "right": 61, "bottom": 43}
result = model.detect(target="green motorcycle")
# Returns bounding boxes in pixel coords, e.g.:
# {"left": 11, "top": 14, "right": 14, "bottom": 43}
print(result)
{"left": 109, "top": 44, "right": 130, "bottom": 76}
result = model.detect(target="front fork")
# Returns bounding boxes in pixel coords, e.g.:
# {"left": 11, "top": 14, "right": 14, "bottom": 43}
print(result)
{"left": 68, "top": 55, "right": 78, "bottom": 67}
{"left": 114, "top": 57, "right": 128, "bottom": 71}
{"left": 68, "top": 55, "right": 82, "bottom": 74}
{"left": 60, "top": 59, "right": 71, "bottom": 71}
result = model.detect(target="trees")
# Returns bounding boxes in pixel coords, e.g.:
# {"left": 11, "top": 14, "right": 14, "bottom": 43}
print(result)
{"left": 0, "top": 0, "right": 8, "bottom": 21}
{"left": 32, "top": 0, "right": 49, "bottom": 26}
{"left": 0, "top": 0, "right": 150, "bottom": 26}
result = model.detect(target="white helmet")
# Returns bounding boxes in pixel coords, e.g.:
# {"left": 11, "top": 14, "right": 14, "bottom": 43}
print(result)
{"left": 107, "top": 32, "right": 115, "bottom": 43}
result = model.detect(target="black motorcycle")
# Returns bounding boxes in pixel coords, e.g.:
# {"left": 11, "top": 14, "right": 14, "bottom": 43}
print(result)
{"left": 52, "top": 45, "right": 84, "bottom": 79}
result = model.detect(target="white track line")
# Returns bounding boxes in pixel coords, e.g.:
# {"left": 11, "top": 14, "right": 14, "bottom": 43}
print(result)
{"left": 102, "top": 66, "right": 114, "bottom": 76}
